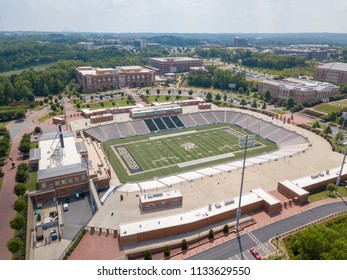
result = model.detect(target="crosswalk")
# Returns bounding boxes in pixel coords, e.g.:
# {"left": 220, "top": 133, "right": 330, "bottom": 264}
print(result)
{"left": 222, "top": 231, "right": 276, "bottom": 260}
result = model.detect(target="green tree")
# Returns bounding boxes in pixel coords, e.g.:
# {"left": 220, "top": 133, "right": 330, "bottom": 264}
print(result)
{"left": 240, "top": 99, "right": 247, "bottom": 106}
{"left": 18, "top": 142, "right": 30, "bottom": 154}
{"left": 324, "top": 125, "right": 332, "bottom": 135}
{"left": 144, "top": 250, "right": 152, "bottom": 260}
{"left": 156, "top": 89, "right": 160, "bottom": 95}
{"left": 286, "top": 97, "right": 295, "bottom": 109}
{"left": 238, "top": 87, "right": 244, "bottom": 94}
{"left": 188, "top": 89, "right": 193, "bottom": 96}
{"left": 223, "top": 94, "right": 227, "bottom": 102}
{"left": 15, "top": 169, "right": 27, "bottom": 183}
{"left": 10, "top": 215, "right": 25, "bottom": 231}
{"left": 14, "top": 199, "right": 27, "bottom": 213}
{"left": 7, "top": 237, "right": 23, "bottom": 257}
{"left": 264, "top": 90, "right": 271, "bottom": 101}
{"left": 251, "top": 100, "right": 257, "bottom": 108}
{"left": 215, "top": 93, "right": 221, "bottom": 101}
{"left": 178, "top": 89, "right": 182, "bottom": 95}
{"left": 326, "top": 183, "right": 336, "bottom": 194}
{"left": 146, "top": 89, "right": 150, "bottom": 95}
{"left": 312, "top": 120, "right": 321, "bottom": 129}
{"left": 14, "top": 183, "right": 26, "bottom": 197}
{"left": 206, "top": 92, "right": 213, "bottom": 102}
{"left": 262, "top": 102, "right": 267, "bottom": 110}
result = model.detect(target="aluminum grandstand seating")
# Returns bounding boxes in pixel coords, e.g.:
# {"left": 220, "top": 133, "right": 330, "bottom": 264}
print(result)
{"left": 189, "top": 112, "right": 209, "bottom": 126}
{"left": 162, "top": 116, "right": 176, "bottom": 129}
{"left": 170, "top": 115, "right": 185, "bottom": 128}
{"left": 144, "top": 119, "right": 159, "bottom": 132}
{"left": 153, "top": 118, "right": 168, "bottom": 130}
{"left": 102, "top": 123, "right": 121, "bottom": 140}
{"left": 131, "top": 120, "right": 150, "bottom": 135}
{"left": 212, "top": 111, "right": 225, "bottom": 123}
{"left": 179, "top": 114, "right": 197, "bottom": 127}
{"left": 200, "top": 111, "right": 219, "bottom": 124}
{"left": 225, "top": 111, "right": 240, "bottom": 123}
{"left": 117, "top": 121, "right": 136, "bottom": 138}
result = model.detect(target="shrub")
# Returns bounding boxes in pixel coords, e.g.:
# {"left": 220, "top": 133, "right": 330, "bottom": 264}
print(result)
{"left": 208, "top": 229, "right": 214, "bottom": 240}
{"left": 14, "top": 183, "right": 26, "bottom": 197}
{"left": 17, "top": 163, "right": 28, "bottom": 172}
{"left": 223, "top": 224, "right": 229, "bottom": 234}
{"left": 181, "top": 239, "right": 188, "bottom": 250}
{"left": 164, "top": 245, "right": 171, "bottom": 257}
{"left": 144, "top": 250, "right": 152, "bottom": 260}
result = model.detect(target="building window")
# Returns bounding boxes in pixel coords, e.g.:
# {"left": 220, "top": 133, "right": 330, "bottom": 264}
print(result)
{"left": 81, "top": 175, "right": 86, "bottom": 180}
{"left": 41, "top": 183, "right": 46, "bottom": 189}
{"left": 62, "top": 179, "right": 66, "bottom": 184}
{"left": 68, "top": 178, "right": 73, "bottom": 183}
{"left": 75, "top": 177, "right": 80, "bottom": 182}
{"left": 55, "top": 181, "right": 60, "bottom": 186}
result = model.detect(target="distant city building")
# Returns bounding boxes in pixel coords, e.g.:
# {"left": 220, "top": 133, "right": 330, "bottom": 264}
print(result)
{"left": 76, "top": 66, "right": 155, "bottom": 93}
{"left": 234, "top": 37, "right": 249, "bottom": 47}
{"left": 77, "top": 42, "right": 94, "bottom": 51}
{"left": 273, "top": 48, "right": 328, "bottom": 61}
{"left": 258, "top": 78, "right": 339, "bottom": 104}
{"left": 134, "top": 38, "right": 147, "bottom": 49}
{"left": 314, "top": 62, "right": 347, "bottom": 85}
{"left": 147, "top": 57, "right": 203, "bottom": 75}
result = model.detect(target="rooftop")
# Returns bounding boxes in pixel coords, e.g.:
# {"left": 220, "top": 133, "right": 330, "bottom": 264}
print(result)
{"left": 149, "top": 57, "right": 202, "bottom": 62}
{"left": 317, "top": 62, "right": 347, "bottom": 72}
{"left": 260, "top": 78, "right": 339, "bottom": 92}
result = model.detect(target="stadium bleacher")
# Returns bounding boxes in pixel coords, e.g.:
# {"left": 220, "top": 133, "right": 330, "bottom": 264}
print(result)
{"left": 162, "top": 116, "right": 176, "bottom": 129}
{"left": 83, "top": 110, "right": 307, "bottom": 151}
{"left": 153, "top": 118, "right": 168, "bottom": 130}
{"left": 144, "top": 119, "right": 159, "bottom": 132}
{"left": 131, "top": 120, "right": 150, "bottom": 135}
{"left": 170, "top": 115, "right": 185, "bottom": 128}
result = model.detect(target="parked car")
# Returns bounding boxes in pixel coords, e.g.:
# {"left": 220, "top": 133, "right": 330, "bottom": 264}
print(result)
{"left": 63, "top": 203, "right": 69, "bottom": 211}
{"left": 50, "top": 229, "right": 57, "bottom": 241}
{"left": 249, "top": 247, "right": 261, "bottom": 260}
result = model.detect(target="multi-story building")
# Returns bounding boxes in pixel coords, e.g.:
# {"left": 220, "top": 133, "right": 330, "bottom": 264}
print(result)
{"left": 147, "top": 57, "right": 203, "bottom": 75}
{"left": 273, "top": 48, "right": 328, "bottom": 61}
{"left": 314, "top": 62, "right": 347, "bottom": 85}
{"left": 258, "top": 78, "right": 340, "bottom": 104}
{"left": 234, "top": 37, "right": 249, "bottom": 47}
{"left": 76, "top": 66, "right": 155, "bottom": 93}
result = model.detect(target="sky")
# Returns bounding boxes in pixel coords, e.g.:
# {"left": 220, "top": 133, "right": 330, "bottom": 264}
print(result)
{"left": 1, "top": 0, "right": 347, "bottom": 33}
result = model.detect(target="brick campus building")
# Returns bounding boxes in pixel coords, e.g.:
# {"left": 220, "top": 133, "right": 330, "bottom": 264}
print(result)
{"left": 314, "top": 62, "right": 347, "bottom": 85}
{"left": 76, "top": 66, "right": 155, "bottom": 93}
{"left": 258, "top": 77, "right": 339, "bottom": 104}
{"left": 147, "top": 57, "right": 203, "bottom": 75}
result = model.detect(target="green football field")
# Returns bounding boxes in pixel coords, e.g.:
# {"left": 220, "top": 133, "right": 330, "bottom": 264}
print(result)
{"left": 103, "top": 124, "right": 277, "bottom": 182}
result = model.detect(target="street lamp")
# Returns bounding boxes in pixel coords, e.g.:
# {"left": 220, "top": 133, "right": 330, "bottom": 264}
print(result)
{"left": 235, "top": 135, "right": 248, "bottom": 233}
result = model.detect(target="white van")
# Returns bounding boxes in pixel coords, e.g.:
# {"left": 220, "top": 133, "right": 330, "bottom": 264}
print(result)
{"left": 63, "top": 203, "right": 69, "bottom": 211}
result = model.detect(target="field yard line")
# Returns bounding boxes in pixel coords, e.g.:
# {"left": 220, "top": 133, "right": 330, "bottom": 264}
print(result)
{"left": 145, "top": 141, "right": 170, "bottom": 169}
{"left": 171, "top": 136, "right": 201, "bottom": 160}
{"left": 129, "top": 143, "right": 153, "bottom": 170}
{"left": 161, "top": 137, "right": 191, "bottom": 161}
{"left": 141, "top": 142, "right": 166, "bottom": 169}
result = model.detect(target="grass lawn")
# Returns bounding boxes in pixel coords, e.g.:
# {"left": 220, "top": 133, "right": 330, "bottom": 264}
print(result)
{"left": 313, "top": 104, "right": 341, "bottom": 114}
{"left": 38, "top": 110, "right": 64, "bottom": 123}
{"left": 0, "top": 63, "right": 56, "bottom": 76}
{"left": 271, "top": 109, "right": 286, "bottom": 115}
{"left": 0, "top": 177, "right": 3, "bottom": 193}
{"left": 26, "top": 171, "right": 38, "bottom": 191}
{"left": 84, "top": 98, "right": 133, "bottom": 110}
{"left": 103, "top": 124, "right": 277, "bottom": 182}
{"left": 0, "top": 121, "right": 10, "bottom": 129}
{"left": 145, "top": 95, "right": 190, "bottom": 103}
{"left": 309, "top": 186, "right": 347, "bottom": 203}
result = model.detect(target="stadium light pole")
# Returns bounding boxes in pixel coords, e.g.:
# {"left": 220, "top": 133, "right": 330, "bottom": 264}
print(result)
{"left": 235, "top": 135, "right": 248, "bottom": 233}
{"left": 337, "top": 112, "right": 347, "bottom": 146}
{"left": 82, "top": 158, "right": 95, "bottom": 213}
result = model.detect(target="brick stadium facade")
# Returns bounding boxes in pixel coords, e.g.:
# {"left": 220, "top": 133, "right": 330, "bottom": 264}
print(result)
{"left": 258, "top": 77, "right": 339, "bottom": 104}
{"left": 147, "top": 57, "right": 203, "bottom": 75}
{"left": 314, "top": 62, "right": 347, "bottom": 85}
{"left": 76, "top": 66, "right": 155, "bottom": 93}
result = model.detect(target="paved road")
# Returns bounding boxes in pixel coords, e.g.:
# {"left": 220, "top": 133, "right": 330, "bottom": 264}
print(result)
{"left": 188, "top": 201, "right": 347, "bottom": 260}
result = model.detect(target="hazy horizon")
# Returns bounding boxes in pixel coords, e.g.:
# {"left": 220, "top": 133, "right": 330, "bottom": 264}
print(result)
{"left": 2, "top": 0, "right": 347, "bottom": 34}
